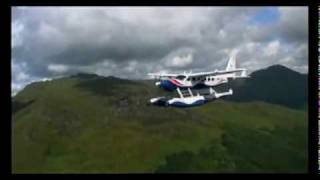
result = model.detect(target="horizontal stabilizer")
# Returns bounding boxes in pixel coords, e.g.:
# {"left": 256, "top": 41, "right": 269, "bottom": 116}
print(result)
{"left": 215, "top": 89, "right": 233, "bottom": 98}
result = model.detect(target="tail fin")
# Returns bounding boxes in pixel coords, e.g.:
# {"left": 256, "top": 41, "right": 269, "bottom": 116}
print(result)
{"left": 226, "top": 52, "right": 237, "bottom": 71}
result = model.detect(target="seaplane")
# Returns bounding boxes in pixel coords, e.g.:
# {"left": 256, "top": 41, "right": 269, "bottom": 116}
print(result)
{"left": 148, "top": 52, "right": 249, "bottom": 107}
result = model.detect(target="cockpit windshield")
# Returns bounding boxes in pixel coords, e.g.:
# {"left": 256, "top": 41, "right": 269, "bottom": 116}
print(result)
{"left": 176, "top": 75, "right": 186, "bottom": 80}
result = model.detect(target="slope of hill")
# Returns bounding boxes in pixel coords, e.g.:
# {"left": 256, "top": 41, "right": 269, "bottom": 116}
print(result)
{"left": 220, "top": 65, "right": 308, "bottom": 110}
{"left": 12, "top": 71, "right": 307, "bottom": 173}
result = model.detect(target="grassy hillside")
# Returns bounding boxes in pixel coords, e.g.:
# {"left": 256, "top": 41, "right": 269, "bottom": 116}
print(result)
{"left": 12, "top": 74, "right": 307, "bottom": 173}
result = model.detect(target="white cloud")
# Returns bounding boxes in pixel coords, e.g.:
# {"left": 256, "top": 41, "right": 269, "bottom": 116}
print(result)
{"left": 244, "top": 42, "right": 261, "bottom": 53}
{"left": 39, "top": 77, "right": 53, "bottom": 82}
{"left": 16, "top": 71, "right": 29, "bottom": 81}
{"left": 11, "top": 83, "right": 23, "bottom": 96}
{"left": 11, "top": 7, "right": 308, "bottom": 94}
{"left": 264, "top": 40, "right": 280, "bottom": 56}
{"left": 48, "top": 64, "right": 69, "bottom": 73}
{"left": 218, "top": 29, "right": 226, "bottom": 39}
{"left": 291, "top": 65, "right": 308, "bottom": 73}
{"left": 12, "top": 21, "right": 24, "bottom": 48}
{"left": 124, "top": 61, "right": 138, "bottom": 73}
{"left": 168, "top": 54, "right": 193, "bottom": 68}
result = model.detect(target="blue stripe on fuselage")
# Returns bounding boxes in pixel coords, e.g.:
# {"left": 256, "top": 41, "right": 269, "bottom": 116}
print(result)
{"left": 159, "top": 80, "right": 177, "bottom": 91}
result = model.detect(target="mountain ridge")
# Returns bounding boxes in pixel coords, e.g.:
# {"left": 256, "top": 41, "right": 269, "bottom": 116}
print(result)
{"left": 14, "top": 64, "right": 308, "bottom": 110}
{"left": 221, "top": 64, "right": 308, "bottom": 110}
{"left": 12, "top": 64, "right": 308, "bottom": 173}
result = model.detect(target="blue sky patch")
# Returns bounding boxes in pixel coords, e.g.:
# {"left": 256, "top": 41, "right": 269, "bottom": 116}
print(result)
{"left": 249, "top": 7, "right": 280, "bottom": 25}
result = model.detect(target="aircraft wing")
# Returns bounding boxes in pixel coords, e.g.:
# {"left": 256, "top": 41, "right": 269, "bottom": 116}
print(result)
{"left": 187, "top": 69, "right": 245, "bottom": 77}
{"left": 148, "top": 73, "right": 178, "bottom": 78}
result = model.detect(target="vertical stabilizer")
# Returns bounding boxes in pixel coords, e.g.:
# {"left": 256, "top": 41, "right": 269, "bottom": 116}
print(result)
{"left": 226, "top": 52, "right": 237, "bottom": 71}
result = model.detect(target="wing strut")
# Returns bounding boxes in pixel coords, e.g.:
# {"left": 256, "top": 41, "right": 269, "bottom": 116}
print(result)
{"left": 177, "top": 88, "right": 183, "bottom": 98}
{"left": 187, "top": 88, "right": 193, "bottom": 97}
{"left": 209, "top": 87, "right": 216, "bottom": 94}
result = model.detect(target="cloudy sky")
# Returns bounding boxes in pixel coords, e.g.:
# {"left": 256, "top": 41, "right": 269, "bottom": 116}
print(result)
{"left": 11, "top": 6, "right": 308, "bottom": 95}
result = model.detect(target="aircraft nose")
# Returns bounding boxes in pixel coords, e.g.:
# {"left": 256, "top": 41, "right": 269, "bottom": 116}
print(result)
{"left": 155, "top": 81, "right": 161, "bottom": 86}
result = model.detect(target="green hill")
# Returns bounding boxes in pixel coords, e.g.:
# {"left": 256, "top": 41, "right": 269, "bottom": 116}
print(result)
{"left": 12, "top": 73, "right": 307, "bottom": 173}
{"left": 222, "top": 65, "right": 308, "bottom": 110}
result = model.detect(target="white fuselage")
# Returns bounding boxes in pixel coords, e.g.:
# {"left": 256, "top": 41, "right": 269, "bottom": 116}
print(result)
{"left": 161, "top": 73, "right": 236, "bottom": 89}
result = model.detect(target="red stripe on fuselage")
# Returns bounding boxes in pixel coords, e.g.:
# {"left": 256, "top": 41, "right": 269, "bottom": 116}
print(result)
{"left": 170, "top": 79, "right": 184, "bottom": 86}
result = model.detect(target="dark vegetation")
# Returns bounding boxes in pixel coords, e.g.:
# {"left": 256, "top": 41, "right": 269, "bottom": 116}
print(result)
{"left": 222, "top": 65, "right": 308, "bottom": 110}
